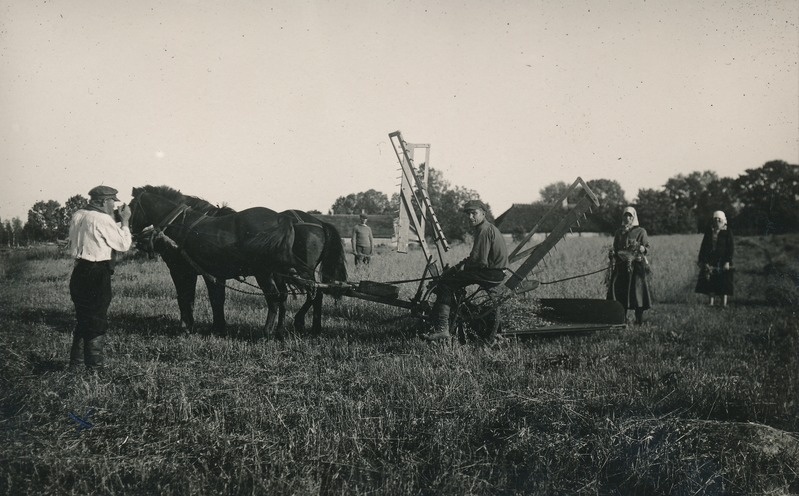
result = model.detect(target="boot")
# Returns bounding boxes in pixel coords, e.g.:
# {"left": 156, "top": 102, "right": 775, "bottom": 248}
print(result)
{"left": 84, "top": 335, "right": 105, "bottom": 368}
{"left": 68, "top": 335, "right": 83, "bottom": 369}
{"left": 423, "top": 304, "right": 451, "bottom": 342}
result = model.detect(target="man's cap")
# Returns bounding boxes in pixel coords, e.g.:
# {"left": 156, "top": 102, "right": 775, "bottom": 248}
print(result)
{"left": 359, "top": 213, "right": 368, "bottom": 220}
{"left": 88, "top": 185, "right": 120, "bottom": 201}
{"left": 461, "top": 199, "right": 487, "bottom": 212}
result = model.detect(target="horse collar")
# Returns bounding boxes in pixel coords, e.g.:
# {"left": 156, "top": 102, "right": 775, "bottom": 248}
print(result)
{"left": 158, "top": 204, "right": 191, "bottom": 230}
{"left": 286, "top": 209, "right": 323, "bottom": 229}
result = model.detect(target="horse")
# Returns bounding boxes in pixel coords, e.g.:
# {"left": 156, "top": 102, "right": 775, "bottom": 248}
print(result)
{"left": 129, "top": 185, "right": 348, "bottom": 339}
{"left": 133, "top": 190, "right": 236, "bottom": 335}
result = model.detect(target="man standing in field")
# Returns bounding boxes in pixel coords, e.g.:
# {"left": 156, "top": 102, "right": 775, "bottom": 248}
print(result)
{"left": 423, "top": 199, "right": 508, "bottom": 344}
{"left": 351, "top": 213, "right": 374, "bottom": 266}
{"left": 67, "top": 185, "right": 132, "bottom": 369}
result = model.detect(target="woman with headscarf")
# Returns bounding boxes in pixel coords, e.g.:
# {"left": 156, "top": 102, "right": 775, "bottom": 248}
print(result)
{"left": 607, "top": 206, "right": 652, "bottom": 325}
{"left": 695, "top": 210, "right": 734, "bottom": 306}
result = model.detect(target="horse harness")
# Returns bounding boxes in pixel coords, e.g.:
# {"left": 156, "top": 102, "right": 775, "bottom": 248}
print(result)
{"left": 135, "top": 203, "right": 325, "bottom": 296}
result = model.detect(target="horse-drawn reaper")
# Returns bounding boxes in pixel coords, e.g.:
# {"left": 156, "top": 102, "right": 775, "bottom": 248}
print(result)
{"left": 129, "top": 131, "right": 625, "bottom": 341}
{"left": 321, "top": 131, "right": 627, "bottom": 341}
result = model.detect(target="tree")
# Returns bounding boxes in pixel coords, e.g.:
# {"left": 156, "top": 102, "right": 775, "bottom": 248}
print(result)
{"left": 438, "top": 185, "right": 487, "bottom": 241}
{"left": 414, "top": 165, "right": 492, "bottom": 241}
{"left": 539, "top": 181, "right": 566, "bottom": 204}
{"left": 661, "top": 171, "right": 719, "bottom": 232}
{"left": 60, "top": 195, "right": 87, "bottom": 239}
{"left": 663, "top": 171, "right": 718, "bottom": 210}
{"left": 389, "top": 164, "right": 489, "bottom": 242}
{"left": 5, "top": 218, "right": 24, "bottom": 246}
{"left": 635, "top": 188, "right": 694, "bottom": 235}
{"left": 733, "top": 160, "right": 799, "bottom": 234}
{"left": 586, "top": 179, "right": 626, "bottom": 206}
{"left": 331, "top": 189, "right": 392, "bottom": 215}
{"left": 26, "top": 200, "right": 65, "bottom": 242}
{"left": 585, "top": 179, "right": 627, "bottom": 234}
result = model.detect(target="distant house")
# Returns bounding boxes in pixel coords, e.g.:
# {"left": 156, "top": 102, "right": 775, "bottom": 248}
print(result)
{"left": 494, "top": 203, "right": 607, "bottom": 242}
{"left": 314, "top": 214, "right": 396, "bottom": 246}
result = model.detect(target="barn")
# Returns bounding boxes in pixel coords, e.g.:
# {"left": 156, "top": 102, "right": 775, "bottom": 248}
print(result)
{"left": 494, "top": 203, "right": 607, "bottom": 243}
{"left": 314, "top": 214, "right": 396, "bottom": 247}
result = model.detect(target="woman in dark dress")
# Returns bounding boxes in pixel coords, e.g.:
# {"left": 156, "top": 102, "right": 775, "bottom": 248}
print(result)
{"left": 695, "top": 210, "right": 734, "bottom": 307}
{"left": 607, "top": 206, "right": 652, "bottom": 325}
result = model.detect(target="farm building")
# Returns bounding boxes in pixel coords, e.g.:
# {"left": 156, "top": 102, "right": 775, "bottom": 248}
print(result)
{"left": 494, "top": 203, "right": 608, "bottom": 242}
{"left": 314, "top": 214, "right": 396, "bottom": 246}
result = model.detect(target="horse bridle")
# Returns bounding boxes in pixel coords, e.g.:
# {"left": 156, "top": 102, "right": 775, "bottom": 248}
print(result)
{"left": 130, "top": 191, "right": 192, "bottom": 257}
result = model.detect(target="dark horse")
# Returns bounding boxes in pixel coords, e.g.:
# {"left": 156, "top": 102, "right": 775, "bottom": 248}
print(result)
{"left": 129, "top": 185, "right": 347, "bottom": 339}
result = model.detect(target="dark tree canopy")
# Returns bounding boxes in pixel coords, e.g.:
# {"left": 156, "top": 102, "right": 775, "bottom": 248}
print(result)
{"left": 663, "top": 170, "right": 719, "bottom": 211}
{"left": 733, "top": 160, "right": 799, "bottom": 234}
{"left": 634, "top": 188, "right": 695, "bottom": 235}
{"left": 330, "top": 189, "right": 392, "bottom": 215}
{"left": 412, "top": 165, "right": 490, "bottom": 242}
{"left": 334, "top": 165, "right": 489, "bottom": 242}
{"left": 585, "top": 179, "right": 627, "bottom": 234}
{"left": 25, "top": 200, "right": 66, "bottom": 242}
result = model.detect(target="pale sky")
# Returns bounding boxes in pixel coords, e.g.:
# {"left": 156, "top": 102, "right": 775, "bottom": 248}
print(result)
{"left": 1, "top": 0, "right": 797, "bottom": 221}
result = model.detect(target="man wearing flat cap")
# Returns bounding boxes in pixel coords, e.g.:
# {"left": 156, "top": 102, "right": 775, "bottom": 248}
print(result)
{"left": 351, "top": 213, "right": 374, "bottom": 266}
{"left": 423, "top": 199, "right": 508, "bottom": 344}
{"left": 67, "top": 185, "right": 132, "bottom": 369}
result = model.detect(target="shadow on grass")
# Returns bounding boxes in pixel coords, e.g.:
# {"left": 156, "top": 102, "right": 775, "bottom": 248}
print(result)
{"left": 1, "top": 308, "right": 74, "bottom": 333}
{"left": 113, "top": 312, "right": 273, "bottom": 342}
{"left": 28, "top": 353, "right": 68, "bottom": 374}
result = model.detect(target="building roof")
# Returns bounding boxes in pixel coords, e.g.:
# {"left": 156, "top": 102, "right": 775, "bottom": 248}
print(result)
{"left": 314, "top": 214, "right": 395, "bottom": 238}
{"left": 494, "top": 203, "right": 605, "bottom": 234}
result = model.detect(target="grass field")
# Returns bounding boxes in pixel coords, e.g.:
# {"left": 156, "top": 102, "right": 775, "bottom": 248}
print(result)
{"left": 1, "top": 234, "right": 797, "bottom": 495}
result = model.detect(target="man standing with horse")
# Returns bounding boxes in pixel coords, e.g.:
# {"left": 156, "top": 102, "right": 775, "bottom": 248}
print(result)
{"left": 67, "top": 185, "right": 132, "bottom": 369}
{"left": 422, "top": 199, "right": 508, "bottom": 344}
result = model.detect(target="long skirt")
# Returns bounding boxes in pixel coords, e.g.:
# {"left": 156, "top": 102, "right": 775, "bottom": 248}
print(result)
{"left": 607, "top": 262, "right": 652, "bottom": 311}
{"left": 695, "top": 267, "right": 734, "bottom": 296}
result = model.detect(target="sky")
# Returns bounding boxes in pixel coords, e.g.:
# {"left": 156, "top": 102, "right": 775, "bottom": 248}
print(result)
{"left": 1, "top": 0, "right": 797, "bottom": 222}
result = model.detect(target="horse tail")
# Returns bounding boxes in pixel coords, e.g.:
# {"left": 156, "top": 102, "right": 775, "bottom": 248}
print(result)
{"left": 247, "top": 215, "right": 296, "bottom": 267}
{"left": 320, "top": 221, "right": 348, "bottom": 284}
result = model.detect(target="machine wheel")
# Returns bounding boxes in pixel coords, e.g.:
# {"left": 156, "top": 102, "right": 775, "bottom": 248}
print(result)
{"left": 451, "top": 285, "right": 502, "bottom": 344}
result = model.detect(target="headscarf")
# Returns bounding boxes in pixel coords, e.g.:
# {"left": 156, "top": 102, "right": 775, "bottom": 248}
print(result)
{"left": 622, "top": 206, "right": 639, "bottom": 228}
{"left": 712, "top": 210, "right": 727, "bottom": 231}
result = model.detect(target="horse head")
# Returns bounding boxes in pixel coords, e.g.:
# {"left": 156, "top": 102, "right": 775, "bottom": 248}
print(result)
{"left": 129, "top": 187, "right": 151, "bottom": 235}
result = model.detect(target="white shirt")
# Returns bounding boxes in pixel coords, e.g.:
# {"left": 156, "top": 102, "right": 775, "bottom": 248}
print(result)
{"left": 68, "top": 209, "right": 133, "bottom": 261}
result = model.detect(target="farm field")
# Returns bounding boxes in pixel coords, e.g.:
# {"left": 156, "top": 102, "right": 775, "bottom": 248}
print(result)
{"left": 1, "top": 233, "right": 797, "bottom": 495}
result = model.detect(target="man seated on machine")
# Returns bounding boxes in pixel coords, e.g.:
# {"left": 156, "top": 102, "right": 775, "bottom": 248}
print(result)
{"left": 422, "top": 199, "right": 508, "bottom": 344}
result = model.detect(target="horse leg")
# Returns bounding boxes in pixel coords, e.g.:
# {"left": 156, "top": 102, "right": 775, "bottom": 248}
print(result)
{"left": 170, "top": 267, "right": 198, "bottom": 334}
{"left": 204, "top": 276, "right": 227, "bottom": 337}
{"left": 272, "top": 276, "right": 289, "bottom": 339}
{"left": 294, "top": 292, "right": 313, "bottom": 334}
{"left": 311, "top": 290, "right": 324, "bottom": 335}
{"left": 255, "top": 274, "right": 280, "bottom": 340}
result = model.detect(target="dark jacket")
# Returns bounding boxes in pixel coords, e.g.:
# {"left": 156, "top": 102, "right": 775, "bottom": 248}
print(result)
{"left": 698, "top": 229, "right": 734, "bottom": 268}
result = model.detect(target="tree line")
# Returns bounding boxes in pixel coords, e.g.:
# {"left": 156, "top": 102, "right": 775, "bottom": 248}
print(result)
{"left": 329, "top": 159, "right": 798, "bottom": 239}
{"left": 3, "top": 160, "right": 796, "bottom": 246}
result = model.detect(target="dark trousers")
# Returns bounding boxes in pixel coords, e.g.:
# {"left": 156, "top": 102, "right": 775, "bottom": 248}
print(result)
{"left": 354, "top": 245, "right": 372, "bottom": 265}
{"left": 70, "top": 260, "right": 113, "bottom": 340}
{"left": 433, "top": 268, "right": 505, "bottom": 306}
{"left": 431, "top": 268, "right": 505, "bottom": 339}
